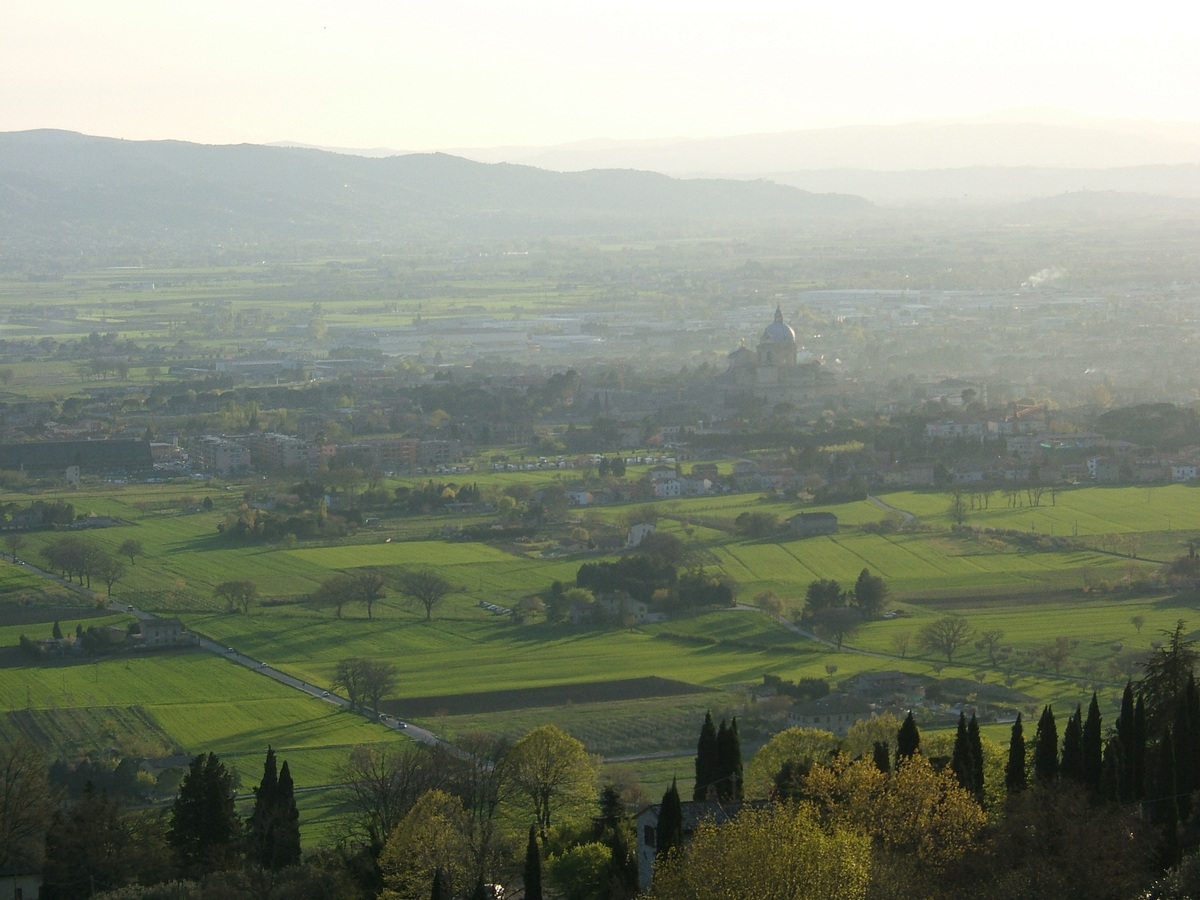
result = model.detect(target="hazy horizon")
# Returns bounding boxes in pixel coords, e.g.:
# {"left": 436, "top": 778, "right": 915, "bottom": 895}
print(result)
{"left": 6, "top": 2, "right": 1200, "bottom": 153}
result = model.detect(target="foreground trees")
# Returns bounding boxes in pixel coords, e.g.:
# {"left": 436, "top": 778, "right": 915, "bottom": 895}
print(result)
{"left": 0, "top": 739, "right": 54, "bottom": 871}
{"left": 336, "top": 743, "right": 454, "bottom": 855}
{"left": 168, "top": 753, "right": 240, "bottom": 877}
{"left": 378, "top": 789, "right": 472, "bottom": 899}
{"left": 649, "top": 803, "right": 871, "bottom": 900}
{"left": 507, "top": 725, "right": 598, "bottom": 841}
{"left": 246, "top": 746, "right": 300, "bottom": 871}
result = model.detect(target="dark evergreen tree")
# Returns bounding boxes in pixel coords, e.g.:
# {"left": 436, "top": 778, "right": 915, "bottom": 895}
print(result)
{"left": 1135, "top": 694, "right": 1148, "bottom": 800}
{"left": 246, "top": 748, "right": 301, "bottom": 870}
{"left": 594, "top": 784, "right": 624, "bottom": 837}
{"left": 1181, "top": 673, "right": 1200, "bottom": 821}
{"left": 967, "top": 712, "right": 985, "bottom": 804}
{"left": 246, "top": 745, "right": 278, "bottom": 866}
{"left": 470, "top": 878, "right": 488, "bottom": 900}
{"left": 1033, "top": 705, "right": 1059, "bottom": 783}
{"left": 1006, "top": 713, "right": 1027, "bottom": 794}
{"left": 655, "top": 778, "right": 684, "bottom": 860}
{"left": 523, "top": 824, "right": 543, "bottom": 900}
{"left": 1151, "top": 727, "right": 1182, "bottom": 869}
{"left": 1083, "top": 692, "right": 1103, "bottom": 791}
{"left": 772, "top": 758, "right": 811, "bottom": 802}
{"left": 430, "top": 866, "right": 451, "bottom": 900}
{"left": 872, "top": 741, "right": 891, "bottom": 774}
{"left": 693, "top": 711, "right": 718, "bottom": 801}
{"left": 605, "top": 817, "right": 640, "bottom": 899}
{"left": 714, "top": 717, "right": 743, "bottom": 801}
{"left": 52, "top": 620, "right": 62, "bottom": 640}
{"left": 1061, "top": 704, "right": 1084, "bottom": 784}
{"left": 951, "top": 712, "right": 974, "bottom": 795}
{"left": 1141, "top": 620, "right": 1198, "bottom": 734}
{"left": 274, "top": 761, "right": 301, "bottom": 867}
{"left": 1172, "top": 694, "right": 1196, "bottom": 823}
{"left": 896, "top": 711, "right": 920, "bottom": 767}
{"left": 42, "top": 783, "right": 132, "bottom": 899}
{"left": 1100, "top": 735, "right": 1122, "bottom": 802}
{"left": 168, "top": 752, "right": 240, "bottom": 876}
{"left": 1116, "top": 681, "right": 1136, "bottom": 801}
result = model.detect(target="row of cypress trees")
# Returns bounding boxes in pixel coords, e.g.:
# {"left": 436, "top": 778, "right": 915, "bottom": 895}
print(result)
{"left": 693, "top": 711, "right": 744, "bottom": 802}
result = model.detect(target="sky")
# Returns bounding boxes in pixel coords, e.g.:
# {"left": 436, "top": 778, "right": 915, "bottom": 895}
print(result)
{"left": 5, "top": 1, "right": 1200, "bottom": 152}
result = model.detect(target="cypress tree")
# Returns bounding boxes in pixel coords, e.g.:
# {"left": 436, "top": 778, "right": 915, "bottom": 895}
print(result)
{"left": 52, "top": 620, "right": 62, "bottom": 640}
{"left": 594, "top": 784, "right": 623, "bottom": 838}
{"left": 1033, "top": 705, "right": 1058, "bottom": 783}
{"left": 1135, "top": 694, "right": 1148, "bottom": 800}
{"left": 967, "top": 712, "right": 985, "bottom": 803}
{"left": 693, "top": 711, "right": 718, "bottom": 801}
{"left": 714, "top": 717, "right": 743, "bottom": 801}
{"left": 246, "top": 746, "right": 278, "bottom": 867}
{"left": 274, "top": 761, "right": 301, "bottom": 868}
{"left": 1173, "top": 696, "right": 1195, "bottom": 823}
{"left": 1100, "top": 735, "right": 1122, "bottom": 802}
{"left": 470, "top": 878, "right": 487, "bottom": 900}
{"left": 655, "top": 778, "right": 684, "bottom": 860}
{"left": 1182, "top": 674, "right": 1200, "bottom": 821}
{"left": 1005, "top": 713, "right": 1027, "bottom": 794}
{"left": 1117, "top": 681, "right": 1136, "bottom": 800}
{"left": 606, "top": 818, "right": 639, "bottom": 899}
{"left": 1152, "top": 727, "right": 1182, "bottom": 869}
{"left": 896, "top": 711, "right": 920, "bottom": 767}
{"left": 1060, "top": 705, "right": 1084, "bottom": 783}
{"left": 168, "top": 752, "right": 240, "bottom": 876}
{"left": 872, "top": 741, "right": 891, "bottom": 774}
{"left": 951, "top": 712, "right": 973, "bottom": 794}
{"left": 247, "top": 748, "right": 300, "bottom": 869}
{"left": 1082, "top": 692, "right": 1103, "bottom": 791}
{"left": 523, "top": 824, "right": 543, "bottom": 900}
{"left": 430, "top": 866, "right": 451, "bottom": 900}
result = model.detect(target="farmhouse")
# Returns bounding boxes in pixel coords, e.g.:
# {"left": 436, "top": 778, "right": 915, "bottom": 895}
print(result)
{"left": 786, "top": 693, "right": 874, "bottom": 736}
{"left": 139, "top": 617, "right": 189, "bottom": 647}
{"left": 848, "top": 670, "right": 925, "bottom": 705}
{"left": 0, "top": 867, "right": 41, "bottom": 900}
{"left": 787, "top": 511, "right": 838, "bottom": 536}
{"left": 626, "top": 522, "right": 655, "bottom": 548}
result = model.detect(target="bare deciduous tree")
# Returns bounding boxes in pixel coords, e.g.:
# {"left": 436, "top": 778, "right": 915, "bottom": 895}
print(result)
{"left": 917, "top": 616, "right": 974, "bottom": 663}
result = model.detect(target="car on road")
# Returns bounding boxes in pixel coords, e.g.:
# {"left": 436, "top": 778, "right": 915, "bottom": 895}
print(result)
{"left": 321, "top": 690, "right": 330, "bottom": 697}
{"left": 227, "top": 647, "right": 235, "bottom": 653}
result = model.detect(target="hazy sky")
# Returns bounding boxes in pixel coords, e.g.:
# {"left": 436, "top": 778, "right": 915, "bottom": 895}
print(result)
{"left": 6, "top": 1, "right": 1198, "bottom": 151}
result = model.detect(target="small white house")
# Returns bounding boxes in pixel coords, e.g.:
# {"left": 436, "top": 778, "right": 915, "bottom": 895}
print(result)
{"left": 626, "top": 522, "right": 656, "bottom": 548}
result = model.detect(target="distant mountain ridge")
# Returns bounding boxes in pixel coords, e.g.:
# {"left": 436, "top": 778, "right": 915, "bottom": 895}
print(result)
{"left": 0, "top": 130, "right": 870, "bottom": 253}
{"left": 439, "top": 113, "right": 1200, "bottom": 203}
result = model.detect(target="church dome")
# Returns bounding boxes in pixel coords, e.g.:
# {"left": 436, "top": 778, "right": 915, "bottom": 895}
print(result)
{"left": 761, "top": 306, "right": 796, "bottom": 344}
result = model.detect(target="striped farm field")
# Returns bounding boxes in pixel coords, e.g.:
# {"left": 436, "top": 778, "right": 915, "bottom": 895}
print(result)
{"left": 0, "top": 647, "right": 398, "bottom": 842}
{"left": 182, "top": 603, "right": 824, "bottom": 705}
{"left": 709, "top": 530, "right": 1130, "bottom": 601}
{"left": 879, "top": 484, "right": 1200, "bottom": 536}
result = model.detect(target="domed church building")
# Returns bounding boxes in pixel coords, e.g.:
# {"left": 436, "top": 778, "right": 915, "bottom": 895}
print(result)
{"left": 757, "top": 305, "right": 798, "bottom": 369}
{"left": 724, "top": 305, "right": 833, "bottom": 414}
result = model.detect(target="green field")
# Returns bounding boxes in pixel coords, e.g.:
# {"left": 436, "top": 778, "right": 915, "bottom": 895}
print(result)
{"left": 3, "top": 480, "right": 1199, "bottom": 844}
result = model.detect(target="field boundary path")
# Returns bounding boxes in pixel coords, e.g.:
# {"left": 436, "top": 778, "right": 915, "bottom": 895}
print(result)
{"left": 866, "top": 495, "right": 915, "bottom": 524}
